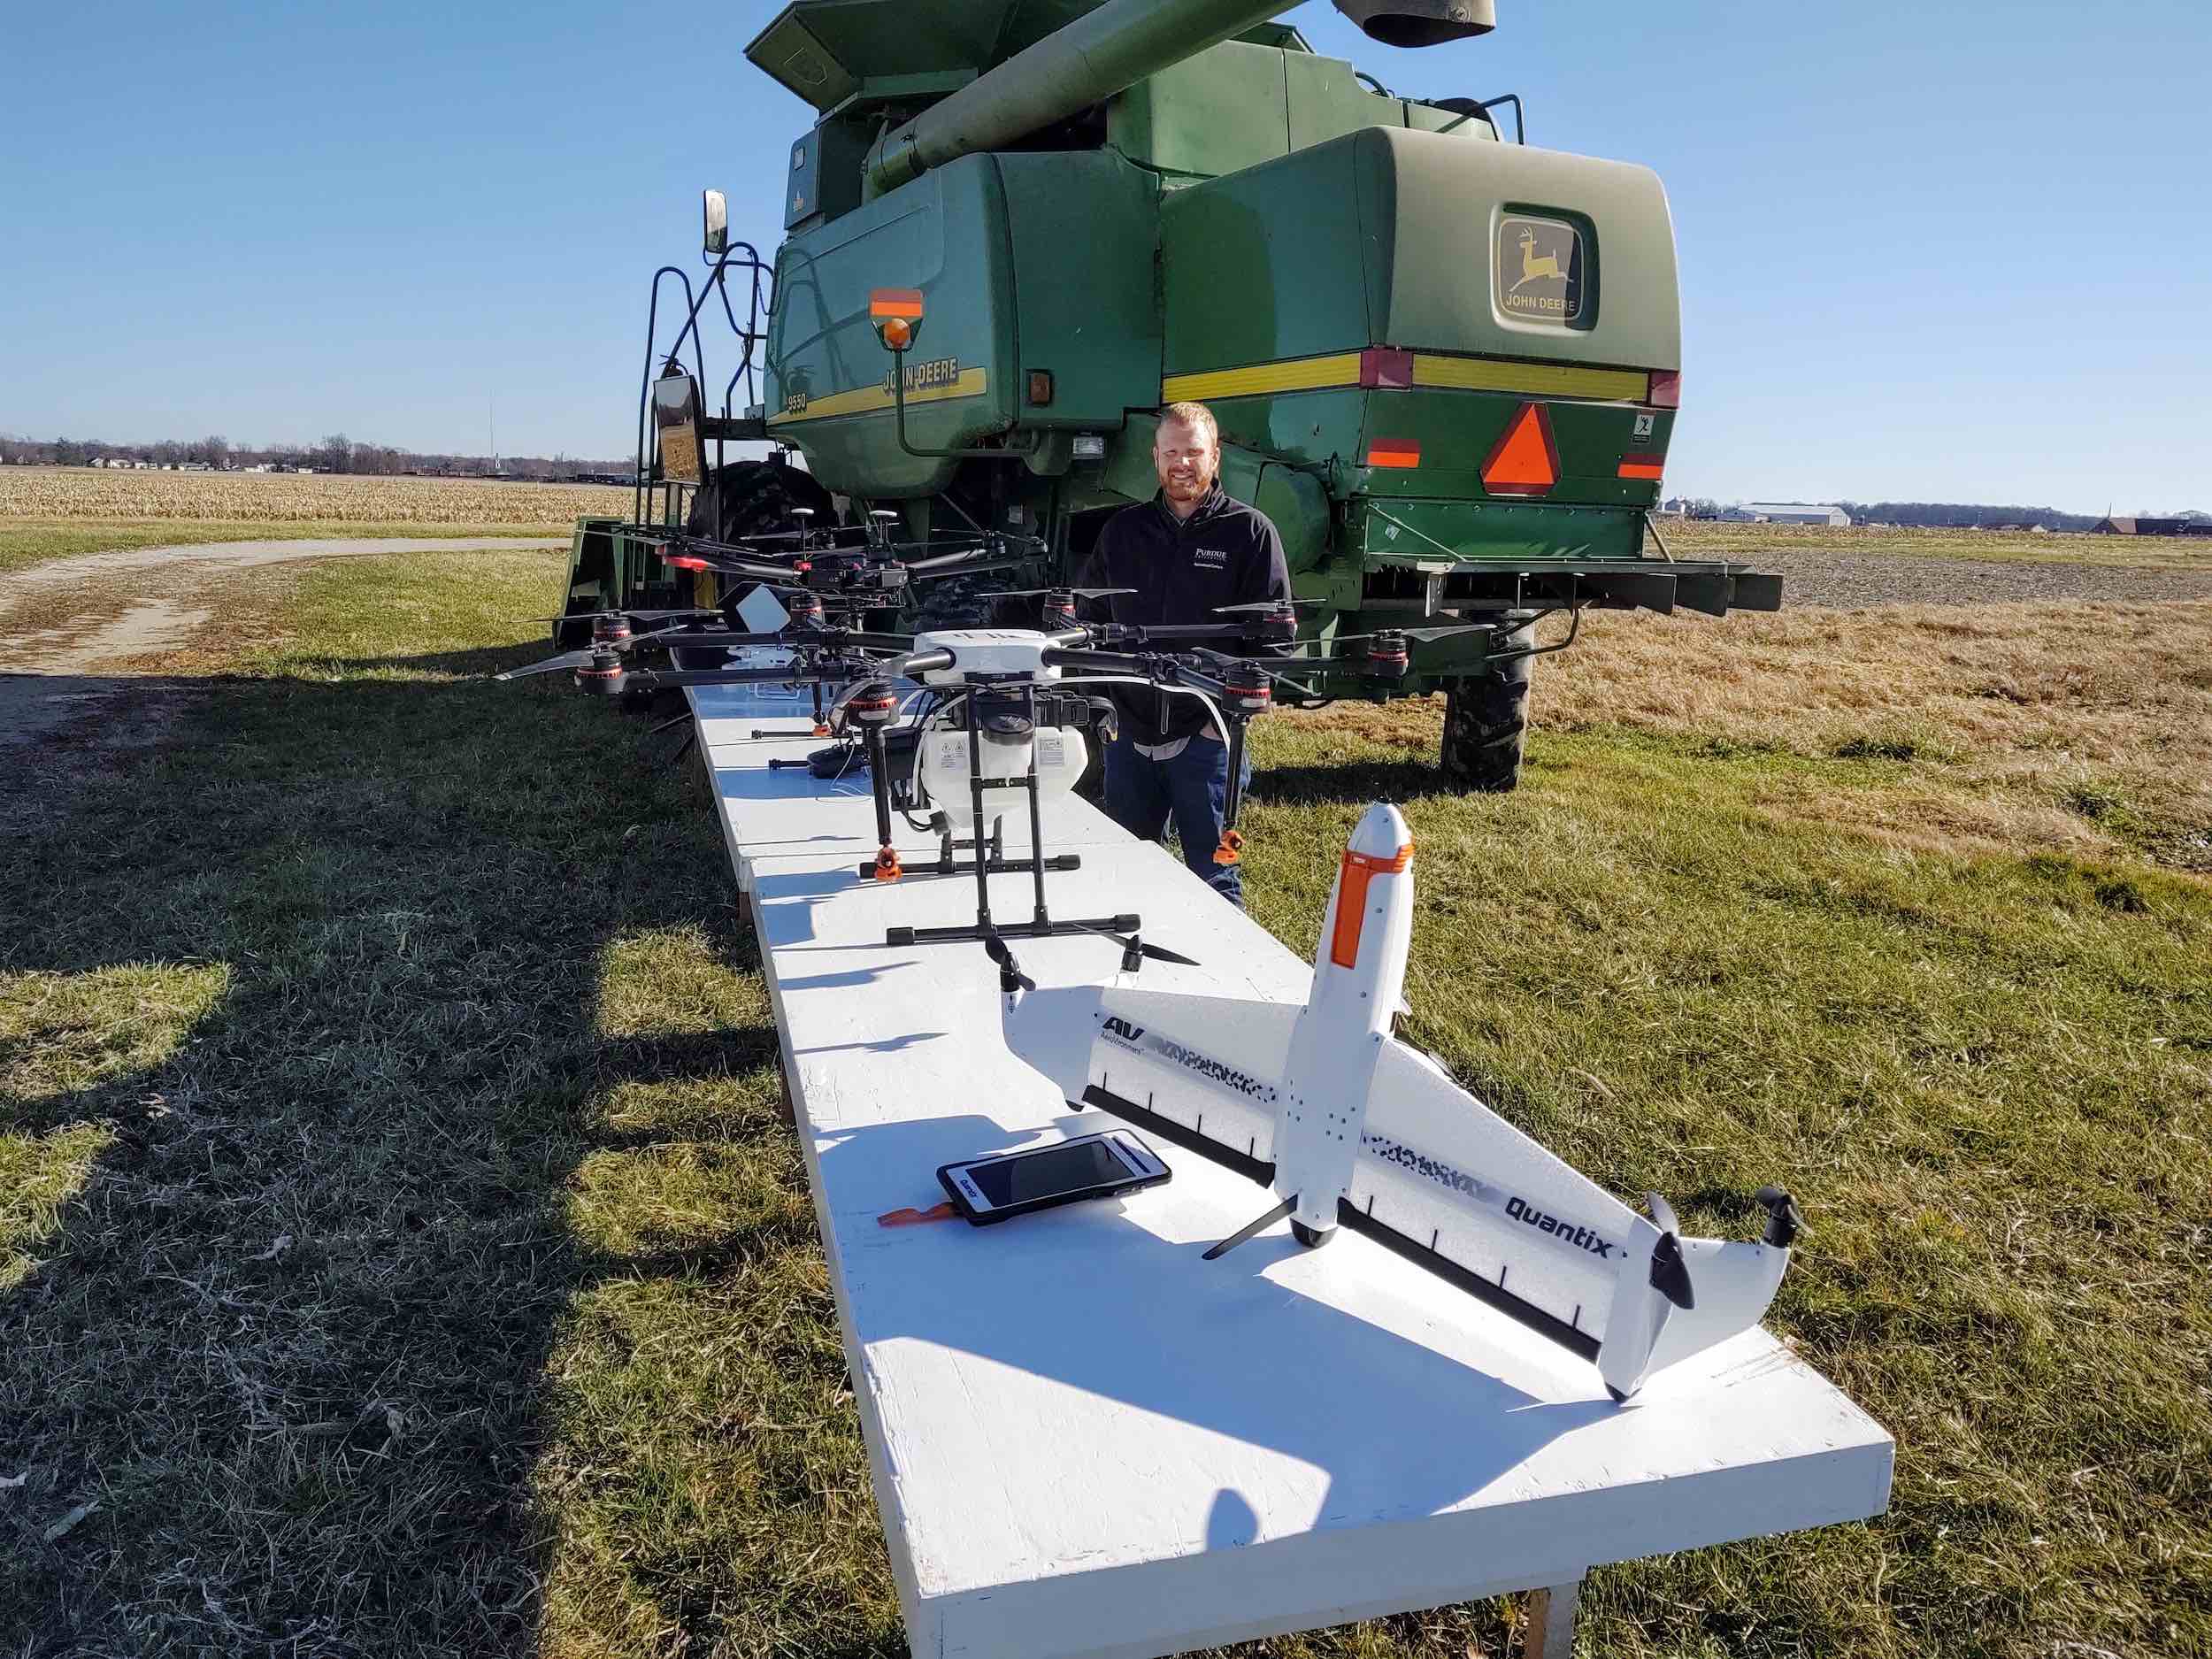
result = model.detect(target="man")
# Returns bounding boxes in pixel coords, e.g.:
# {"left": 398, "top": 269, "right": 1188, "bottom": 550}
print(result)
{"left": 1080, "top": 402, "right": 1290, "bottom": 907}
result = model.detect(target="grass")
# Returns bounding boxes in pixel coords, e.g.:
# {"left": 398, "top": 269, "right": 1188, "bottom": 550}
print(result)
{"left": 4, "top": 549, "right": 2209, "bottom": 1657}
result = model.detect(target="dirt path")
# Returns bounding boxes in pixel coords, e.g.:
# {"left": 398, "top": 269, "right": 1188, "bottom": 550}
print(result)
{"left": 0, "top": 535, "right": 563, "bottom": 771}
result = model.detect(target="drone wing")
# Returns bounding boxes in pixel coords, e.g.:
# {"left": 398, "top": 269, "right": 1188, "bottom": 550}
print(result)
{"left": 1340, "top": 1037, "right": 1792, "bottom": 1398}
{"left": 1000, "top": 984, "right": 1294, "bottom": 1185}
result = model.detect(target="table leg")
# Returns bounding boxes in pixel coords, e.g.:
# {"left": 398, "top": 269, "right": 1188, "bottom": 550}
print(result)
{"left": 1522, "top": 1578, "right": 1580, "bottom": 1659}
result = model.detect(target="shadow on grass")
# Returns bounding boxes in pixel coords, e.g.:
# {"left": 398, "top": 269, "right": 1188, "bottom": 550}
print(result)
{"left": 1253, "top": 755, "right": 1477, "bottom": 808}
{"left": 0, "top": 666, "right": 818, "bottom": 1654}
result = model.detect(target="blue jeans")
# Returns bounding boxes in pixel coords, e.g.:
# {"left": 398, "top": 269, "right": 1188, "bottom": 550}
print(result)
{"left": 1102, "top": 729, "right": 1250, "bottom": 906}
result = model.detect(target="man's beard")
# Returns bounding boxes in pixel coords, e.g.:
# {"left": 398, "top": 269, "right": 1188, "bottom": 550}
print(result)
{"left": 1163, "top": 468, "right": 1212, "bottom": 502}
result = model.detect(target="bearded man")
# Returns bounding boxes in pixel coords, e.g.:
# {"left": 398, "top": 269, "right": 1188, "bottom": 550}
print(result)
{"left": 1078, "top": 402, "right": 1290, "bottom": 908}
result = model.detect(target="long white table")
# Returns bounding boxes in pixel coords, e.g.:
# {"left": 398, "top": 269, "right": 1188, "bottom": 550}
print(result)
{"left": 689, "top": 682, "right": 1893, "bottom": 1659}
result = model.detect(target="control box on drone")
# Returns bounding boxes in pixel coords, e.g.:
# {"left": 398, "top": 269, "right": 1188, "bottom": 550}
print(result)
{"left": 561, "top": 0, "right": 1782, "bottom": 790}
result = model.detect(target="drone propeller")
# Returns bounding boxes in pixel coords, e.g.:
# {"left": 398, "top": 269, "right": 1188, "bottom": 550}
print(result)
{"left": 982, "top": 587, "right": 1137, "bottom": 602}
{"left": 981, "top": 933, "right": 1034, "bottom": 995}
{"left": 1644, "top": 1192, "right": 1696, "bottom": 1310}
{"left": 495, "top": 621, "right": 705, "bottom": 677}
{"left": 494, "top": 649, "right": 596, "bottom": 681}
{"left": 1065, "top": 923, "right": 1201, "bottom": 972}
{"left": 1211, "top": 598, "right": 1326, "bottom": 616}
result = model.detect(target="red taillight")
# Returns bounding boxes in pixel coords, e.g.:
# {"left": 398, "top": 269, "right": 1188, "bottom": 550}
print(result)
{"left": 1647, "top": 370, "right": 1681, "bottom": 410}
{"left": 1357, "top": 347, "right": 1415, "bottom": 389}
{"left": 664, "top": 555, "right": 709, "bottom": 571}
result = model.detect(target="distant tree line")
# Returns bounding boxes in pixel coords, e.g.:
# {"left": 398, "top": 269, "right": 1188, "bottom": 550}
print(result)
{"left": 0, "top": 431, "right": 631, "bottom": 480}
{"left": 1840, "top": 502, "right": 2106, "bottom": 532}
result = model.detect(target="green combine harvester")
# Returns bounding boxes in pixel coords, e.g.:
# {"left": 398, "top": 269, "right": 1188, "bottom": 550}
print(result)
{"left": 557, "top": 0, "right": 1779, "bottom": 790}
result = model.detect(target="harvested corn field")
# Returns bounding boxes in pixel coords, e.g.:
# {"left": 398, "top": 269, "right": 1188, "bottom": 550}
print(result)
{"left": 0, "top": 465, "right": 632, "bottom": 526}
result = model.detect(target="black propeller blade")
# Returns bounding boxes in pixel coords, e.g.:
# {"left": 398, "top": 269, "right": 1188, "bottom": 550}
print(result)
{"left": 1754, "top": 1186, "right": 1805, "bottom": 1248}
{"left": 981, "top": 933, "right": 1034, "bottom": 995}
{"left": 494, "top": 650, "right": 595, "bottom": 681}
{"left": 981, "top": 586, "right": 1137, "bottom": 602}
{"left": 1211, "top": 598, "right": 1325, "bottom": 615}
{"left": 1644, "top": 1192, "right": 1696, "bottom": 1310}
{"left": 1066, "top": 923, "right": 1201, "bottom": 972}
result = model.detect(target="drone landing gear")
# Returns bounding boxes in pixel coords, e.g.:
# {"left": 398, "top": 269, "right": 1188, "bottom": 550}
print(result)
{"left": 1200, "top": 1197, "right": 1334, "bottom": 1261}
{"left": 872, "top": 816, "right": 1082, "bottom": 883}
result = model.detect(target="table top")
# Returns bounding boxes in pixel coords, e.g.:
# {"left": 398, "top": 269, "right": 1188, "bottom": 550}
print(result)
{"left": 692, "top": 688, "right": 1894, "bottom": 1659}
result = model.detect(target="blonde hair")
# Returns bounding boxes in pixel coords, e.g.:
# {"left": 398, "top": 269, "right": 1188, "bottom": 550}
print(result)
{"left": 1156, "top": 401, "right": 1219, "bottom": 450}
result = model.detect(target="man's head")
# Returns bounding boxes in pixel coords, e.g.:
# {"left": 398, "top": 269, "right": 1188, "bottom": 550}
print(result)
{"left": 1154, "top": 401, "right": 1220, "bottom": 514}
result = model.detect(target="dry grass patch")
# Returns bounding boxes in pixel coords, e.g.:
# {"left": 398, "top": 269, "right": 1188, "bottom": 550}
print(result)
{"left": 1414, "top": 599, "right": 2212, "bottom": 868}
{"left": 1670, "top": 518, "right": 2212, "bottom": 572}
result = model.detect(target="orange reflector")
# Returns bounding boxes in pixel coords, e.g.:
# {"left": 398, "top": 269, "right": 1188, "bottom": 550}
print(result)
{"left": 1365, "top": 438, "right": 1421, "bottom": 469}
{"left": 870, "top": 288, "right": 924, "bottom": 319}
{"left": 1479, "top": 402, "right": 1559, "bottom": 497}
{"left": 1327, "top": 841, "right": 1415, "bottom": 968}
{"left": 1617, "top": 456, "right": 1666, "bottom": 481}
{"left": 664, "top": 555, "right": 709, "bottom": 571}
{"left": 879, "top": 316, "right": 914, "bottom": 351}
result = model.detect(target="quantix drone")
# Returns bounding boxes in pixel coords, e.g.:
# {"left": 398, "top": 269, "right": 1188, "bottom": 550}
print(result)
{"left": 989, "top": 803, "right": 1805, "bottom": 1402}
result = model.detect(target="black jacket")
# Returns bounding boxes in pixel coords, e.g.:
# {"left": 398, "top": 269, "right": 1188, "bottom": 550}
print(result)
{"left": 1078, "top": 486, "right": 1292, "bottom": 742}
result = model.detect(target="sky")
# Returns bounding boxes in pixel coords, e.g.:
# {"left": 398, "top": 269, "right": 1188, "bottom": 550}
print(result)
{"left": 1, "top": 0, "right": 2205, "bottom": 513}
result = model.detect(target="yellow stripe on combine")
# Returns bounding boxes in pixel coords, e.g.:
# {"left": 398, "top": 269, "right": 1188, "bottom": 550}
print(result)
{"left": 1410, "top": 354, "right": 1647, "bottom": 403}
{"left": 1161, "top": 352, "right": 1651, "bottom": 405}
{"left": 766, "top": 367, "right": 990, "bottom": 426}
{"left": 1162, "top": 353, "right": 1362, "bottom": 403}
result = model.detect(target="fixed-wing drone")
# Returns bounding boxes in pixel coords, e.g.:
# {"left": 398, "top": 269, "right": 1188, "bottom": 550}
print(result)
{"left": 987, "top": 802, "right": 1804, "bottom": 1402}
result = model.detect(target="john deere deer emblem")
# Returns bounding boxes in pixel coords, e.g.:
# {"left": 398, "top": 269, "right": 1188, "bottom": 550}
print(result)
{"left": 1497, "top": 215, "right": 1585, "bottom": 324}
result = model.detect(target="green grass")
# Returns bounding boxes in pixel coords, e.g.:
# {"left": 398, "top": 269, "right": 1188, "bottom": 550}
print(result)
{"left": 3, "top": 552, "right": 2208, "bottom": 1657}
{"left": 0, "top": 518, "right": 569, "bottom": 574}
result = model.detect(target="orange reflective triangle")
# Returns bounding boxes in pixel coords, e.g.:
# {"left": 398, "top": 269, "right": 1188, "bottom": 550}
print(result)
{"left": 1480, "top": 402, "right": 1559, "bottom": 495}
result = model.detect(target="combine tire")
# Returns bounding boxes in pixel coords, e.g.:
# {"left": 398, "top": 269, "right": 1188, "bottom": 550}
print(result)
{"left": 686, "top": 458, "right": 835, "bottom": 543}
{"left": 1440, "top": 613, "right": 1535, "bottom": 793}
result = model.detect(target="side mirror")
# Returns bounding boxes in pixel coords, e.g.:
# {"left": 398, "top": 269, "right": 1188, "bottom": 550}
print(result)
{"left": 703, "top": 189, "right": 728, "bottom": 258}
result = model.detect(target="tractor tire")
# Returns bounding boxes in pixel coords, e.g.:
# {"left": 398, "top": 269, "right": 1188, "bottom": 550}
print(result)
{"left": 685, "top": 458, "right": 835, "bottom": 543}
{"left": 1440, "top": 613, "right": 1536, "bottom": 793}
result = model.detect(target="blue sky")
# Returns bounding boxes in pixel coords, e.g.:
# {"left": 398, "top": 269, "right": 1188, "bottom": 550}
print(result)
{"left": 1, "top": 0, "right": 2203, "bottom": 512}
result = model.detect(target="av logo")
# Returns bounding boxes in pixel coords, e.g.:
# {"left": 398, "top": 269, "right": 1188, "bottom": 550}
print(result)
{"left": 1102, "top": 1016, "right": 1146, "bottom": 1044}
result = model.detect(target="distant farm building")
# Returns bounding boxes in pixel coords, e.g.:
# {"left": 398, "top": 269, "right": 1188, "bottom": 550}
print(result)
{"left": 1723, "top": 503, "right": 1851, "bottom": 526}
{"left": 2095, "top": 516, "right": 2212, "bottom": 538}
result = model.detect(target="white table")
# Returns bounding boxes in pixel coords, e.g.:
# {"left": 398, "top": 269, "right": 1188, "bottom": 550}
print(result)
{"left": 688, "top": 684, "right": 1893, "bottom": 1659}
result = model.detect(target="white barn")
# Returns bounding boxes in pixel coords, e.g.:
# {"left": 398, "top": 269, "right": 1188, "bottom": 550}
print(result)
{"left": 1724, "top": 503, "right": 1851, "bottom": 526}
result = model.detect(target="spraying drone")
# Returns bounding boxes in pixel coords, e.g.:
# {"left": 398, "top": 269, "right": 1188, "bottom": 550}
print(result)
{"left": 988, "top": 800, "right": 1808, "bottom": 1402}
{"left": 497, "top": 579, "right": 1500, "bottom": 970}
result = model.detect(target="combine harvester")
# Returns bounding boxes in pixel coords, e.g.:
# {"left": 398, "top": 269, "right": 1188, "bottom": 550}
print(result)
{"left": 558, "top": 0, "right": 1783, "bottom": 792}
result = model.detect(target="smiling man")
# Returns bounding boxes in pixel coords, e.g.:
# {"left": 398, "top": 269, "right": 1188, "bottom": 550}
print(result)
{"left": 1079, "top": 402, "right": 1290, "bottom": 907}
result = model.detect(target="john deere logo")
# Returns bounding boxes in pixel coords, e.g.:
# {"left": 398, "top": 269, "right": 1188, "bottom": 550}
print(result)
{"left": 1497, "top": 216, "right": 1585, "bottom": 325}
